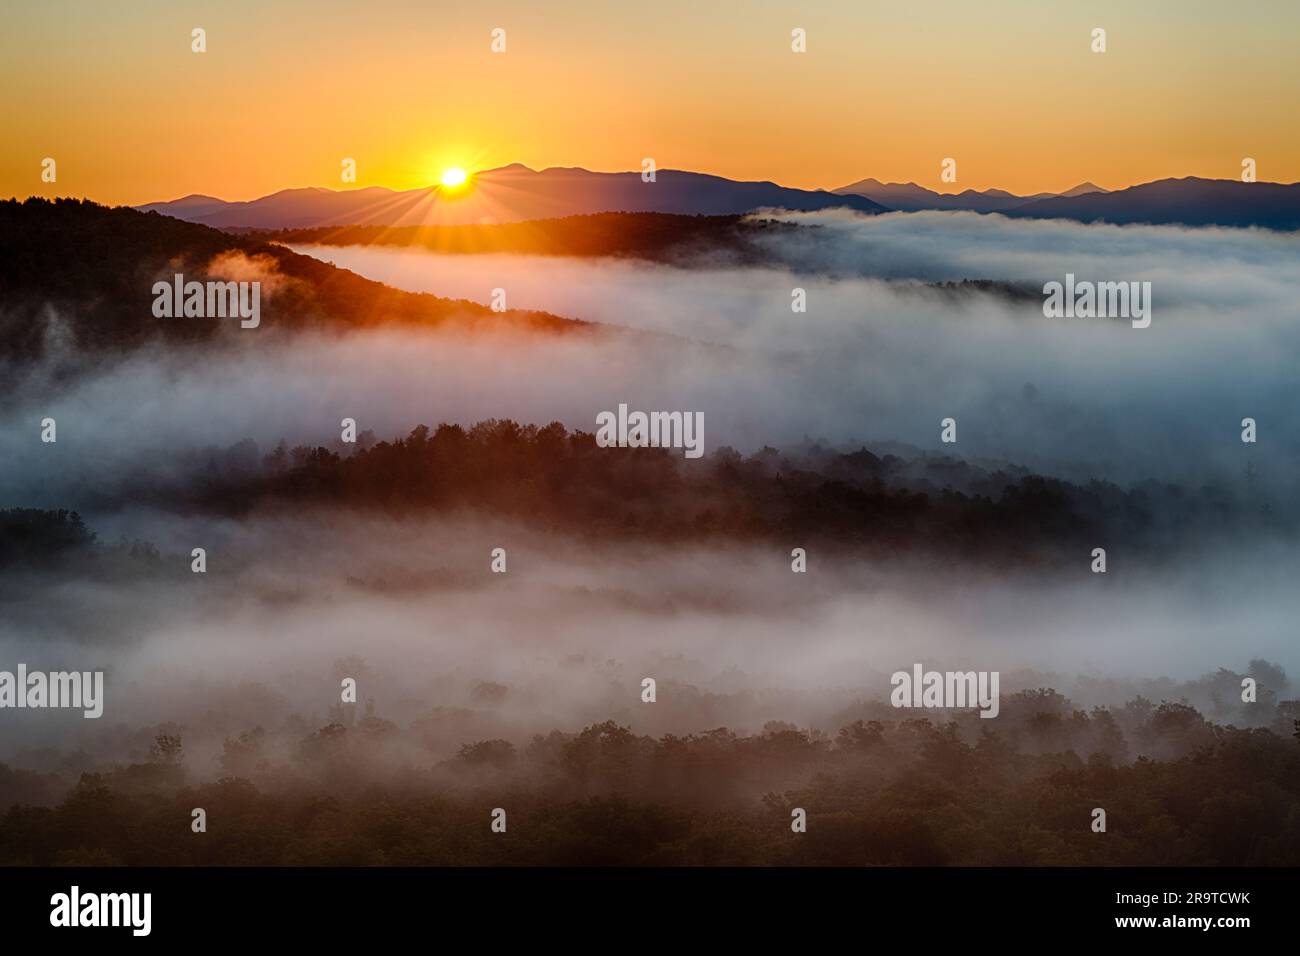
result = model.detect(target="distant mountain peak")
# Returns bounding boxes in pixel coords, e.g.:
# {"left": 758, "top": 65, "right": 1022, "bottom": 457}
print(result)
{"left": 163, "top": 193, "right": 223, "bottom": 206}
{"left": 1059, "top": 182, "right": 1109, "bottom": 197}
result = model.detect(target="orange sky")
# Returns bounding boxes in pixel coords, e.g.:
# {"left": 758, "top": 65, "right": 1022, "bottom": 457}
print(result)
{"left": 3, "top": 0, "right": 1297, "bottom": 205}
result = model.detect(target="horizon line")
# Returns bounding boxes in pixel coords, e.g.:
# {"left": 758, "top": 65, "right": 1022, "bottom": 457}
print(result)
{"left": 24, "top": 169, "right": 1292, "bottom": 210}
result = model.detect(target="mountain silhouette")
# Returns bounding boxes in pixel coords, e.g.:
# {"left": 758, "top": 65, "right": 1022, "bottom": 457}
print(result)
{"left": 1058, "top": 182, "right": 1109, "bottom": 197}
{"left": 1003, "top": 177, "right": 1300, "bottom": 229}
{"left": 138, "top": 165, "right": 888, "bottom": 229}
{"left": 137, "top": 170, "right": 1300, "bottom": 232}
{"left": 832, "top": 178, "right": 1058, "bottom": 212}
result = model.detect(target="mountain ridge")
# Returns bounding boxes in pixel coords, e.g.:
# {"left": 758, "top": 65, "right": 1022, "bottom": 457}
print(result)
{"left": 135, "top": 167, "right": 1300, "bottom": 231}
{"left": 1001, "top": 176, "right": 1300, "bottom": 229}
{"left": 138, "top": 165, "right": 889, "bottom": 229}
{"left": 833, "top": 178, "right": 1100, "bottom": 212}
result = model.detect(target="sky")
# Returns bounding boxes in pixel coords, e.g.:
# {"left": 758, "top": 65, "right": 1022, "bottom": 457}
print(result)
{"left": 2, "top": 0, "right": 1298, "bottom": 205}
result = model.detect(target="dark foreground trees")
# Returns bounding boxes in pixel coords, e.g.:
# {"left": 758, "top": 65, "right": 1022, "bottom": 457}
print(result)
{"left": 3, "top": 704, "right": 1298, "bottom": 866}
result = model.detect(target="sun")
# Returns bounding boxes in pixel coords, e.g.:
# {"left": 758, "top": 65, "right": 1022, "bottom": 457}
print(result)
{"left": 440, "top": 167, "right": 468, "bottom": 188}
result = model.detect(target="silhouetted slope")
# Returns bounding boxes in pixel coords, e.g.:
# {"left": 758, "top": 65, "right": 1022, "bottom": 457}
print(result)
{"left": 0, "top": 198, "right": 589, "bottom": 365}
{"left": 263, "top": 212, "right": 802, "bottom": 263}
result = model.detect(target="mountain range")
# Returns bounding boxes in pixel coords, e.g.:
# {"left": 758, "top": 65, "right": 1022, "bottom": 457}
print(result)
{"left": 1000, "top": 177, "right": 1300, "bottom": 229}
{"left": 832, "top": 178, "right": 1108, "bottom": 212}
{"left": 137, "top": 165, "right": 889, "bottom": 229}
{"left": 136, "top": 166, "right": 1300, "bottom": 232}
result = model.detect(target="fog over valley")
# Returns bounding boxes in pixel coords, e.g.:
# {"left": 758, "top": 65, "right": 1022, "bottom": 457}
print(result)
{"left": 2, "top": 202, "right": 1297, "bottom": 867}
